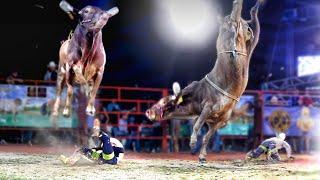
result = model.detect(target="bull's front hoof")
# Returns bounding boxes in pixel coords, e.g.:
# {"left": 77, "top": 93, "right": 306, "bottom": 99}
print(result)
{"left": 62, "top": 108, "right": 71, "bottom": 118}
{"left": 199, "top": 158, "right": 207, "bottom": 164}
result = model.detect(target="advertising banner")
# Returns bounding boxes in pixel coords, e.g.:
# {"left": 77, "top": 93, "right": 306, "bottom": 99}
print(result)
{"left": 0, "top": 85, "right": 79, "bottom": 128}
{"left": 263, "top": 106, "right": 320, "bottom": 136}
{"left": 218, "top": 95, "right": 255, "bottom": 136}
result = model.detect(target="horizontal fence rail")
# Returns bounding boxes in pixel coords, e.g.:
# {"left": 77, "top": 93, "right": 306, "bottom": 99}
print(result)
{"left": 0, "top": 79, "right": 319, "bottom": 152}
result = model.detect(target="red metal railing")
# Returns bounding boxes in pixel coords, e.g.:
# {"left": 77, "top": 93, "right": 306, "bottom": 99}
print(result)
{"left": 1, "top": 79, "right": 319, "bottom": 151}
{"left": 0, "top": 78, "right": 170, "bottom": 151}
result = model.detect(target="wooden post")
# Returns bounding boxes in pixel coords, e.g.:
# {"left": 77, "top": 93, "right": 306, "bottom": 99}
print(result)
{"left": 161, "top": 89, "right": 169, "bottom": 152}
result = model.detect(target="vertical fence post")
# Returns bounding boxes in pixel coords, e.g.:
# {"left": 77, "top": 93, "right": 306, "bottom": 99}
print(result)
{"left": 117, "top": 88, "right": 121, "bottom": 122}
{"left": 117, "top": 88, "right": 121, "bottom": 100}
{"left": 161, "top": 89, "right": 169, "bottom": 152}
{"left": 259, "top": 91, "right": 264, "bottom": 146}
{"left": 137, "top": 102, "right": 141, "bottom": 113}
{"left": 254, "top": 91, "right": 264, "bottom": 148}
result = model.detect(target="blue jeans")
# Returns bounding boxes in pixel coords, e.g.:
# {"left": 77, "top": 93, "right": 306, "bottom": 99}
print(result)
{"left": 21, "top": 131, "right": 33, "bottom": 143}
{"left": 191, "top": 128, "right": 207, "bottom": 154}
{"left": 212, "top": 132, "right": 222, "bottom": 152}
{"left": 125, "top": 132, "right": 141, "bottom": 152}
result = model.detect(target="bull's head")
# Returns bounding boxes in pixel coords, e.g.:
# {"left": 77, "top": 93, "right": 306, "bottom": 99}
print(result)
{"left": 146, "top": 82, "right": 183, "bottom": 121}
{"left": 59, "top": 1, "right": 119, "bottom": 32}
{"left": 146, "top": 82, "right": 184, "bottom": 121}
{"left": 79, "top": 6, "right": 119, "bottom": 31}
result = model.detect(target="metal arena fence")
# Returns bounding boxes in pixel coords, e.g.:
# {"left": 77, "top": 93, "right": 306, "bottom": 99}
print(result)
{"left": 0, "top": 79, "right": 320, "bottom": 152}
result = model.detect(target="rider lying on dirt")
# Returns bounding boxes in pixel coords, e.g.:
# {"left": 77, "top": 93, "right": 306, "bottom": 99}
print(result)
{"left": 60, "top": 119, "right": 124, "bottom": 165}
{"left": 246, "top": 133, "right": 294, "bottom": 161}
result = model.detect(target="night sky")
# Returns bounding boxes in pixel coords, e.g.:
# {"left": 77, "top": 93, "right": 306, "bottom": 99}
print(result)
{"left": 1, "top": 0, "right": 319, "bottom": 89}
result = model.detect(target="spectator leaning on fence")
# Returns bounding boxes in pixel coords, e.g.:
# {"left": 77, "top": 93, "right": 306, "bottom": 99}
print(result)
{"left": 95, "top": 102, "right": 110, "bottom": 132}
{"left": 106, "top": 100, "right": 121, "bottom": 112}
{"left": 44, "top": 61, "right": 58, "bottom": 81}
{"left": 112, "top": 113, "right": 128, "bottom": 137}
{"left": 6, "top": 71, "right": 23, "bottom": 84}
{"left": 125, "top": 116, "right": 141, "bottom": 152}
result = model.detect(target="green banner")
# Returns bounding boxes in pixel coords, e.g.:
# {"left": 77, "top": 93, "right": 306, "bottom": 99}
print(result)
{"left": 0, "top": 85, "right": 78, "bottom": 128}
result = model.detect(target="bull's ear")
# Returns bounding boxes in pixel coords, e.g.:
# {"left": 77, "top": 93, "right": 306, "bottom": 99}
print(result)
{"left": 106, "top": 7, "right": 119, "bottom": 17}
{"left": 172, "top": 82, "right": 181, "bottom": 97}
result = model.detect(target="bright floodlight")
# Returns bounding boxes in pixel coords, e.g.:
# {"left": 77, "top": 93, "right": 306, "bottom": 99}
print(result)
{"left": 154, "top": 0, "right": 220, "bottom": 49}
{"left": 297, "top": 56, "right": 320, "bottom": 76}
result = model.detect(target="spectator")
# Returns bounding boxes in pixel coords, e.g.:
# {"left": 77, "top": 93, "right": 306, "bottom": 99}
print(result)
{"left": 95, "top": 104, "right": 110, "bottom": 132}
{"left": 125, "top": 116, "right": 141, "bottom": 152}
{"left": 44, "top": 61, "right": 57, "bottom": 81}
{"left": 298, "top": 92, "right": 313, "bottom": 107}
{"left": 151, "top": 121, "right": 162, "bottom": 152}
{"left": 179, "top": 120, "right": 192, "bottom": 151}
{"left": 296, "top": 107, "right": 315, "bottom": 153}
{"left": 6, "top": 71, "right": 23, "bottom": 84}
{"left": 106, "top": 100, "right": 121, "bottom": 112}
{"left": 140, "top": 120, "right": 153, "bottom": 152}
{"left": 112, "top": 113, "right": 128, "bottom": 137}
{"left": 0, "top": 137, "right": 7, "bottom": 145}
{"left": 291, "top": 90, "right": 300, "bottom": 106}
{"left": 270, "top": 95, "right": 279, "bottom": 106}
{"left": 21, "top": 131, "right": 33, "bottom": 146}
{"left": 211, "top": 131, "right": 222, "bottom": 153}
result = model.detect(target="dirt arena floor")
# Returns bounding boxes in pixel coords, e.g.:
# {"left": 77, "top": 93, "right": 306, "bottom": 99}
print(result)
{"left": 0, "top": 145, "right": 319, "bottom": 179}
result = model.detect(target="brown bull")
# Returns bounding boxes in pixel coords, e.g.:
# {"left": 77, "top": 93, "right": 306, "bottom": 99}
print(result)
{"left": 146, "top": 0, "right": 262, "bottom": 163}
{"left": 51, "top": 2, "right": 119, "bottom": 122}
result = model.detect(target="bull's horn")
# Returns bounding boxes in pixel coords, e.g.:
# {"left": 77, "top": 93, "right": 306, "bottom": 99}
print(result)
{"left": 106, "top": 7, "right": 119, "bottom": 17}
{"left": 59, "top": 0, "right": 74, "bottom": 13}
{"left": 230, "top": 0, "right": 243, "bottom": 22}
{"left": 172, "top": 82, "right": 181, "bottom": 97}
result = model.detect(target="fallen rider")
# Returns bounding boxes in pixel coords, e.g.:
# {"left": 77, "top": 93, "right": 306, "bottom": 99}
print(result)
{"left": 246, "top": 133, "right": 294, "bottom": 161}
{"left": 60, "top": 120, "right": 124, "bottom": 165}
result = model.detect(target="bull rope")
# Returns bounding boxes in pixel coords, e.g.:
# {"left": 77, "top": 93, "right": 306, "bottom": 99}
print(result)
{"left": 205, "top": 75, "right": 240, "bottom": 102}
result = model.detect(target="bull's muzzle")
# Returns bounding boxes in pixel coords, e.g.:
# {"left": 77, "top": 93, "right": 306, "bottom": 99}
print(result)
{"left": 145, "top": 109, "right": 155, "bottom": 120}
{"left": 146, "top": 108, "right": 163, "bottom": 121}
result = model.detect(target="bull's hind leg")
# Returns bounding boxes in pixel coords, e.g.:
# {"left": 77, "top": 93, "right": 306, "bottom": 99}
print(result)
{"left": 190, "top": 103, "right": 214, "bottom": 149}
{"left": 198, "top": 121, "right": 226, "bottom": 163}
{"left": 51, "top": 67, "right": 65, "bottom": 127}
{"left": 63, "top": 64, "right": 74, "bottom": 118}
{"left": 198, "top": 110, "right": 231, "bottom": 163}
{"left": 86, "top": 68, "right": 104, "bottom": 116}
{"left": 63, "top": 84, "right": 73, "bottom": 118}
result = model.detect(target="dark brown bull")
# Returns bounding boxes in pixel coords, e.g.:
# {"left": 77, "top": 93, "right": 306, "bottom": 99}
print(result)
{"left": 146, "top": 0, "right": 262, "bottom": 163}
{"left": 51, "top": 2, "right": 119, "bottom": 121}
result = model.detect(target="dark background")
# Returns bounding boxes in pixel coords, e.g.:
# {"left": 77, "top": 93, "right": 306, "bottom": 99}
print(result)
{"left": 0, "top": 0, "right": 319, "bottom": 89}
